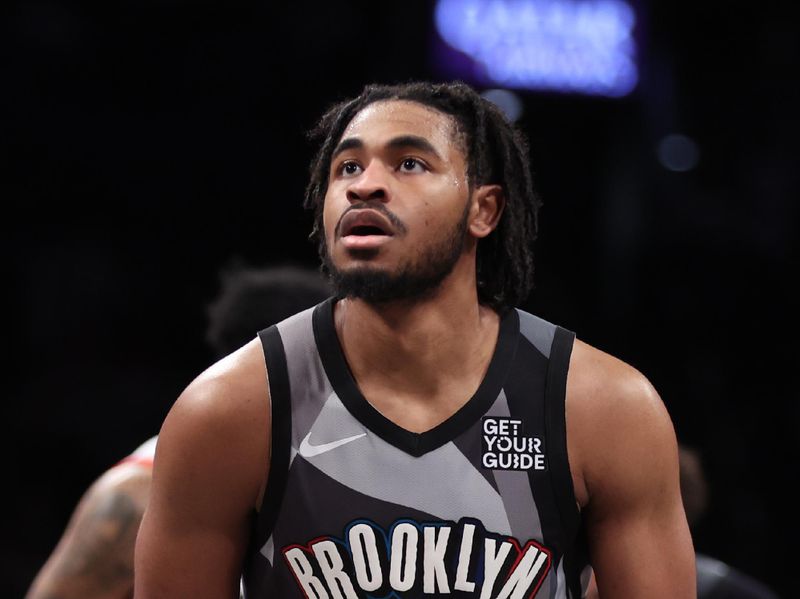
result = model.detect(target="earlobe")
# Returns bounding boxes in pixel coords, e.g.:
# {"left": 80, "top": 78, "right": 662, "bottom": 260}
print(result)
{"left": 469, "top": 184, "right": 505, "bottom": 238}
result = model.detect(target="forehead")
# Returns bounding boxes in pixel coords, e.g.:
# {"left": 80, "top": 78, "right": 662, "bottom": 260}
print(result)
{"left": 340, "top": 100, "right": 462, "bottom": 155}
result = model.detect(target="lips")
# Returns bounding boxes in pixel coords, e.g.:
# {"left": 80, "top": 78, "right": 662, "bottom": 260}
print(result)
{"left": 337, "top": 209, "right": 395, "bottom": 239}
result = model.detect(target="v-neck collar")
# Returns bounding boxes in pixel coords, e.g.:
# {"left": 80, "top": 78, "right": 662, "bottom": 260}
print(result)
{"left": 312, "top": 297, "right": 520, "bottom": 457}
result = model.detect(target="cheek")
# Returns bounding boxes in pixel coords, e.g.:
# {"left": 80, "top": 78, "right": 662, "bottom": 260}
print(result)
{"left": 408, "top": 205, "right": 456, "bottom": 239}
{"left": 418, "top": 188, "right": 467, "bottom": 229}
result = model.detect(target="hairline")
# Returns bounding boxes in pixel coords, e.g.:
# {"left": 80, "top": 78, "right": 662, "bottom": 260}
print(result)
{"left": 335, "top": 98, "right": 471, "bottom": 175}
{"left": 346, "top": 96, "right": 469, "bottom": 162}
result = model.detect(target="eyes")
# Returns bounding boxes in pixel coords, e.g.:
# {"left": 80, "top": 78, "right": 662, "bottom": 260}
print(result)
{"left": 400, "top": 158, "right": 426, "bottom": 173}
{"left": 336, "top": 157, "right": 428, "bottom": 178}
{"left": 342, "top": 162, "right": 361, "bottom": 176}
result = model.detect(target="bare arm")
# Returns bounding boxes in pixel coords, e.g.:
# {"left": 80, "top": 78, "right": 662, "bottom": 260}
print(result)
{"left": 25, "top": 463, "right": 151, "bottom": 599}
{"left": 568, "top": 340, "right": 696, "bottom": 598}
{"left": 134, "top": 341, "right": 269, "bottom": 599}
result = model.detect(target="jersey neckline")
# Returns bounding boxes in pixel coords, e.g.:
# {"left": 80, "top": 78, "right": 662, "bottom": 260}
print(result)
{"left": 312, "top": 297, "right": 520, "bottom": 457}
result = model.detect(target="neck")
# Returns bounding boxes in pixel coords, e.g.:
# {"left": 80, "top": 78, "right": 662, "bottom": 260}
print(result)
{"left": 334, "top": 260, "right": 501, "bottom": 400}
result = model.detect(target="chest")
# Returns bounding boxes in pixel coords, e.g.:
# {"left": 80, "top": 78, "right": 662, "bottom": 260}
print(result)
{"left": 356, "top": 383, "right": 483, "bottom": 434}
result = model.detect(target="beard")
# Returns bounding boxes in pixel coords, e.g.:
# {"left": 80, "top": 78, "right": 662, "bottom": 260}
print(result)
{"left": 323, "top": 206, "right": 470, "bottom": 305}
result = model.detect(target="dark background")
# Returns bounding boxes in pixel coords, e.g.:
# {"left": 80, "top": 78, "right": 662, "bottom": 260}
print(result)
{"left": 3, "top": 0, "right": 797, "bottom": 596}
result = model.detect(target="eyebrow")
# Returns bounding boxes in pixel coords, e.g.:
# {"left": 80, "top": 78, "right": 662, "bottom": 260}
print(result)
{"left": 331, "top": 137, "right": 363, "bottom": 160}
{"left": 331, "top": 135, "right": 444, "bottom": 162}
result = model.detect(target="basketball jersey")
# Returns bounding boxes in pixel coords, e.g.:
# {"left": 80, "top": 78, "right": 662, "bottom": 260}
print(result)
{"left": 242, "top": 298, "right": 590, "bottom": 598}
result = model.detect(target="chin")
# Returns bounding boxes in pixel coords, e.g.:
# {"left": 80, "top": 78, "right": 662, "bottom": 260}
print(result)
{"left": 328, "top": 261, "right": 452, "bottom": 305}
{"left": 343, "top": 247, "right": 382, "bottom": 262}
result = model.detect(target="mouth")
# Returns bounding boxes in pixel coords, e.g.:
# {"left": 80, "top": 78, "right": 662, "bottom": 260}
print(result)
{"left": 338, "top": 209, "right": 395, "bottom": 238}
{"left": 337, "top": 209, "right": 396, "bottom": 251}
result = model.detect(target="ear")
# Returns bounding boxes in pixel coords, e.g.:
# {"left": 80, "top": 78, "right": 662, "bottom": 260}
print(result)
{"left": 468, "top": 184, "right": 505, "bottom": 238}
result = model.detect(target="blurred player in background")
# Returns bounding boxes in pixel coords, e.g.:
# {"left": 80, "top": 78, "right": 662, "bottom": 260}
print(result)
{"left": 25, "top": 265, "right": 329, "bottom": 599}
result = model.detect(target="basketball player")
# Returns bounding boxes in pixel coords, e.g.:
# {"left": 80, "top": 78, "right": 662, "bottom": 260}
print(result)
{"left": 25, "top": 266, "right": 329, "bottom": 599}
{"left": 135, "top": 82, "right": 696, "bottom": 598}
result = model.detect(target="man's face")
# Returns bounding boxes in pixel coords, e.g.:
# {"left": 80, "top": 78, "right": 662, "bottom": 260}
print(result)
{"left": 322, "top": 100, "right": 473, "bottom": 303}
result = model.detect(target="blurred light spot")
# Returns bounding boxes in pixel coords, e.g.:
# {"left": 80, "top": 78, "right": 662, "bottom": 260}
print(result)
{"left": 434, "top": 0, "right": 638, "bottom": 97}
{"left": 657, "top": 134, "right": 700, "bottom": 172}
{"left": 481, "top": 88, "right": 524, "bottom": 122}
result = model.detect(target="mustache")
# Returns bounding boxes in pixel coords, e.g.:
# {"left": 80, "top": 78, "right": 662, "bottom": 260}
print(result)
{"left": 334, "top": 202, "right": 408, "bottom": 238}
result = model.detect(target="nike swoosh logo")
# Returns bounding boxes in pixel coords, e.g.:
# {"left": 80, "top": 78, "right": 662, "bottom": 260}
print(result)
{"left": 298, "top": 431, "right": 367, "bottom": 458}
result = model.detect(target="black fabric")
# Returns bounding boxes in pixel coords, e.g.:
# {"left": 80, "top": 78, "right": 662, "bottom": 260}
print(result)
{"left": 561, "top": 524, "right": 591, "bottom": 599}
{"left": 254, "top": 325, "right": 293, "bottom": 546}
{"left": 275, "top": 455, "right": 441, "bottom": 540}
{"left": 544, "top": 326, "right": 583, "bottom": 597}
{"left": 260, "top": 457, "right": 449, "bottom": 598}
{"left": 545, "top": 327, "right": 579, "bottom": 547}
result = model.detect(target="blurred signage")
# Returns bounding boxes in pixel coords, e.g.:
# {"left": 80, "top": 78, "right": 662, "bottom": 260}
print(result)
{"left": 434, "top": 0, "right": 638, "bottom": 97}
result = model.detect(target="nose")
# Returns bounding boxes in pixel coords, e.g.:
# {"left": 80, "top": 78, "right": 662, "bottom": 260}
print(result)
{"left": 346, "top": 161, "right": 389, "bottom": 203}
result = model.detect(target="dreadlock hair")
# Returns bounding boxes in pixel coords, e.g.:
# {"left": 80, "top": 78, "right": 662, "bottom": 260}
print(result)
{"left": 205, "top": 264, "right": 330, "bottom": 358}
{"left": 304, "top": 81, "right": 541, "bottom": 311}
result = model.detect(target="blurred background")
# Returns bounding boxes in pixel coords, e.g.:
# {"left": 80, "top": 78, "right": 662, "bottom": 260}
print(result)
{"left": 3, "top": 0, "right": 797, "bottom": 596}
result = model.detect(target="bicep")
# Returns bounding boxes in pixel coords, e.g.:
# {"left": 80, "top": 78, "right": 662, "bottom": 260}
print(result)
{"left": 589, "top": 399, "right": 695, "bottom": 597}
{"left": 136, "top": 502, "right": 246, "bottom": 599}
{"left": 587, "top": 488, "right": 695, "bottom": 597}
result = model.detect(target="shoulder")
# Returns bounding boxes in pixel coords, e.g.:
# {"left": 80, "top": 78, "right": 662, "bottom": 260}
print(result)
{"left": 566, "top": 339, "right": 678, "bottom": 508}
{"left": 154, "top": 337, "right": 270, "bottom": 508}
{"left": 567, "top": 339, "right": 662, "bottom": 416}
{"left": 165, "top": 337, "right": 269, "bottom": 439}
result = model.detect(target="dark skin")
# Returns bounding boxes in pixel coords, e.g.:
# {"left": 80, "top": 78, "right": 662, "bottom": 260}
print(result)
{"left": 26, "top": 462, "right": 151, "bottom": 599}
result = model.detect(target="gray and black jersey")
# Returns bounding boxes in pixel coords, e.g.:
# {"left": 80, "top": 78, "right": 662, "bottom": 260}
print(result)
{"left": 242, "top": 298, "right": 590, "bottom": 598}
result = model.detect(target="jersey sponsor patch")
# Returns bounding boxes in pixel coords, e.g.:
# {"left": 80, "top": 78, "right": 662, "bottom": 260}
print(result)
{"left": 481, "top": 417, "right": 546, "bottom": 471}
{"left": 282, "top": 517, "right": 552, "bottom": 598}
